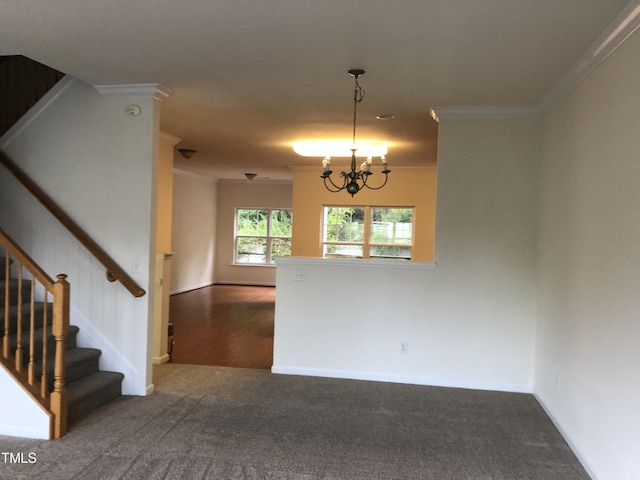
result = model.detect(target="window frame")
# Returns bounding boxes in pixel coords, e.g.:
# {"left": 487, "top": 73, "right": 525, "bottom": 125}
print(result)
{"left": 321, "top": 205, "right": 415, "bottom": 261}
{"left": 234, "top": 208, "right": 292, "bottom": 265}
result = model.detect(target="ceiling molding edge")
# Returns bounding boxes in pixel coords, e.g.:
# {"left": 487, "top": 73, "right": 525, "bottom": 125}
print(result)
{"left": 429, "top": 106, "right": 540, "bottom": 122}
{"left": 538, "top": 0, "right": 640, "bottom": 113}
{"left": 218, "top": 178, "right": 293, "bottom": 185}
{"left": 173, "top": 168, "right": 219, "bottom": 183}
{"left": 94, "top": 83, "right": 173, "bottom": 101}
{"left": 159, "top": 131, "right": 182, "bottom": 145}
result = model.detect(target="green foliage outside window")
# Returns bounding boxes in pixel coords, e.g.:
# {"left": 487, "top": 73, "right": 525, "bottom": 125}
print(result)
{"left": 236, "top": 208, "right": 292, "bottom": 264}
{"left": 323, "top": 206, "right": 413, "bottom": 260}
{"left": 237, "top": 209, "right": 268, "bottom": 236}
{"left": 324, "top": 207, "right": 365, "bottom": 243}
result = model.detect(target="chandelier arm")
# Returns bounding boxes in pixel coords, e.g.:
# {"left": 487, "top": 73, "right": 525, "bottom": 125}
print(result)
{"left": 361, "top": 171, "right": 391, "bottom": 191}
{"left": 323, "top": 173, "right": 348, "bottom": 192}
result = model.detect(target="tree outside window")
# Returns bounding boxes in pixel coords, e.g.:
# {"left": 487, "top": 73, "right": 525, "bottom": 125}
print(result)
{"left": 322, "top": 206, "right": 413, "bottom": 260}
{"left": 236, "top": 208, "right": 292, "bottom": 264}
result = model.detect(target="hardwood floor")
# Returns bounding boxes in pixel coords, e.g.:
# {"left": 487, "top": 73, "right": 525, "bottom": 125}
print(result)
{"left": 168, "top": 284, "right": 275, "bottom": 370}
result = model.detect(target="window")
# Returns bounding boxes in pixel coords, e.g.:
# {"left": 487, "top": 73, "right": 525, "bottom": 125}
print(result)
{"left": 235, "top": 208, "right": 292, "bottom": 264}
{"left": 322, "top": 206, "right": 413, "bottom": 260}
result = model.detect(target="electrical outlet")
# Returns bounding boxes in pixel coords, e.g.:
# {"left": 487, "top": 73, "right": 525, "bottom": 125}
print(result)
{"left": 400, "top": 341, "right": 409, "bottom": 353}
{"left": 293, "top": 270, "right": 306, "bottom": 281}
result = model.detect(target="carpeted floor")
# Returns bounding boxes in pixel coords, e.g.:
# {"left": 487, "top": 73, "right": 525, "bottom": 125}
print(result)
{"left": 0, "top": 364, "right": 589, "bottom": 479}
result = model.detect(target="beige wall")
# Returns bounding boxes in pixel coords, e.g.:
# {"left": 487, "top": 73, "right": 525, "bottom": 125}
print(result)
{"left": 170, "top": 171, "right": 217, "bottom": 294}
{"left": 290, "top": 166, "right": 437, "bottom": 262}
{"left": 215, "top": 180, "right": 293, "bottom": 285}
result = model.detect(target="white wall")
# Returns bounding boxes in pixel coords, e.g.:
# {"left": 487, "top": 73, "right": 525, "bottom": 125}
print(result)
{"left": 0, "top": 366, "right": 51, "bottom": 439}
{"left": 170, "top": 170, "right": 217, "bottom": 294}
{"left": 535, "top": 29, "right": 640, "bottom": 480}
{"left": 0, "top": 77, "right": 158, "bottom": 397}
{"left": 215, "top": 180, "right": 292, "bottom": 286}
{"left": 274, "top": 118, "right": 539, "bottom": 392}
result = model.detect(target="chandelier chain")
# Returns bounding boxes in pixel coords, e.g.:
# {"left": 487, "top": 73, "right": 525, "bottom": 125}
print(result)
{"left": 352, "top": 76, "right": 365, "bottom": 148}
{"left": 318, "top": 68, "right": 390, "bottom": 196}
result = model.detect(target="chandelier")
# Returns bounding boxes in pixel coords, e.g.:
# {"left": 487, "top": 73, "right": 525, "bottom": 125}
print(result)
{"left": 318, "top": 69, "right": 390, "bottom": 196}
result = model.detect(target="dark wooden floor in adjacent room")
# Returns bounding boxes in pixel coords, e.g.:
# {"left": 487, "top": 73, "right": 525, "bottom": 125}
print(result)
{"left": 168, "top": 284, "right": 275, "bottom": 369}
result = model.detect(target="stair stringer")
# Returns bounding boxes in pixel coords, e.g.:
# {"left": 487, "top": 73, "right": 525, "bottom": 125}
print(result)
{"left": 70, "top": 304, "right": 142, "bottom": 395}
{"left": 0, "top": 75, "right": 74, "bottom": 150}
{"left": 0, "top": 363, "right": 51, "bottom": 439}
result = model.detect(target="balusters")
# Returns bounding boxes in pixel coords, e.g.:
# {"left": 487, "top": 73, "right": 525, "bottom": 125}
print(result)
{"left": 1, "top": 228, "right": 69, "bottom": 438}
{"left": 14, "top": 265, "right": 23, "bottom": 371}
{"left": 2, "top": 250, "right": 9, "bottom": 359}
{"left": 40, "top": 290, "right": 48, "bottom": 399}
{"left": 28, "top": 277, "right": 36, "bottom": 385}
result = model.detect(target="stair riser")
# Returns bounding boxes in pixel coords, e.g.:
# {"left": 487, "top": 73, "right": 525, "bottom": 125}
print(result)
{"left": 67, "top": 377, "right": 123, "bottom": 424}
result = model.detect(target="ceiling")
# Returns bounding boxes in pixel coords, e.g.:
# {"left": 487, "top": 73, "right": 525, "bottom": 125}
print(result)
{"left": 0, "top": 0, "right": 634, "bottom": 181}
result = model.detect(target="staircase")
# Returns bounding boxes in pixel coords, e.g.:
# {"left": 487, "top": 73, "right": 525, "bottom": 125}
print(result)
{"left": 1, "top": 253, "right": 124, "bottom": 428}
{"left": 1, "top": 55, "right": 141, "bottom": 437}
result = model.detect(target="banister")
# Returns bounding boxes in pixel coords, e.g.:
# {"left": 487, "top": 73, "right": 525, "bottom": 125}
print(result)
{"left": 0, "top": 227, "right": 55, "bottom": 288}
{"left": 0, "top": 152, "right": 146, "bottom": 297}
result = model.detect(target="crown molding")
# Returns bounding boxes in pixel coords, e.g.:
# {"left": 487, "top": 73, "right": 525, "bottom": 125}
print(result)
{"left": 173, "top": 168, "right": 219, "bottom": 183}
{"left": 538, "top": 0, "right": 640, "bottom": 113}
{"left": 431, "top": 2, "right": 640, "bottom": 121}
{"left": 430, "top": 106, "right": 540, "bottom": 122}
{"left": 218, "top": 178, "right": 293, "bottom": 185}
{"left": 159, "top": 131, "right": 182, "bottom": 146}
{"left": 94, "top": 83, "right": 173, "bottom": 101}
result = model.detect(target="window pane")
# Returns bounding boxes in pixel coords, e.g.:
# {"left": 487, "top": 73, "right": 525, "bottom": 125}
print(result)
{"left": 323, "top": 243, "right": 363, "bottom": 259}
{"left": 270, "top": 210, "right": 292, "bottom": 237}
{"left": 270, "top": 238, "right": 291, "bottom": 263}
{"left": 237, "top": 209, "right": 268, "bottom": 236}
{"left": 324, "top": 207, "right": 365, "bottom": 242}
{"left": 236, "top": 237, "right": 267, "bottom": 263}
{"left": 370, "top": 245, "right": 412, "bottom": 260}
{"left": 370, "top": 208, "right": 413, "bottom": 244}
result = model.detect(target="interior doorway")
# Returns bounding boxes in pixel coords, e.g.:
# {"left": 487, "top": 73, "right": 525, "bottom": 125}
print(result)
{"left": 168, "top": 284, "right": 275, "bottom": 369}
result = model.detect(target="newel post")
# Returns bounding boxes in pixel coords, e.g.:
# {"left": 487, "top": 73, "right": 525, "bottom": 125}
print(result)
{"left": 50, "top": 273, "right": 70, "bottom": 439}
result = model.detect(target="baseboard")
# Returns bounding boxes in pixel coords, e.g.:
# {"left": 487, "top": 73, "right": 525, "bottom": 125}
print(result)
{"left": 152, "top": 354, "right": 170, "bottom": 365}
{"left": 170, "top": 282, "right": 215, "bottom": 296}
{"left": 215, "top": 280, "right": 276, "bottom": 287}
{"left": 271, "top": 366, "right": 533, "bottom": 394}
{"left": 170, "top": 281, "right": 275, "bottom": 295}
{"left": 533, "top": 393, "right": 599, "bottom": 480}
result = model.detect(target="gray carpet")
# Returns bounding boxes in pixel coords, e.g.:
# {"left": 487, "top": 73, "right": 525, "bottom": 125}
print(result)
{"left": 0, "top": 364, "right": 589, "bottom": 479}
